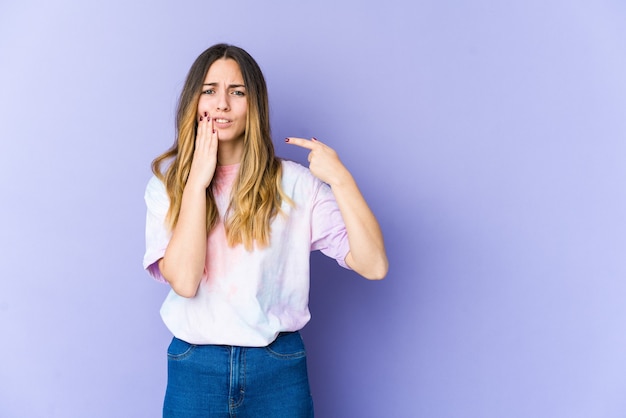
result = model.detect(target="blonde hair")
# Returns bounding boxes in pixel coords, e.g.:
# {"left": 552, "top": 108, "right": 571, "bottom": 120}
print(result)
{"left": 151, "top": 44, "right": 291, "bottom": 250}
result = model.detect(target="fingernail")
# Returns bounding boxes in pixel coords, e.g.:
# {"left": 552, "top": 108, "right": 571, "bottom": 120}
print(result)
{"left": 199, "top": 116, "right": 203, "bottom": 121}
{"left": 213, "top": 129, "right": 216, "bottom": 134}
{"left": 204, "top": 112, "right": 208, "bottom": 117}
{"left": 207, "top": 117, "right": 211, "bottom": 122}
{"left": 312, "top": 137, "right": 318, "bottom": 141}
{"left": 285, "top": 138, "right": 290, "bottom": 142}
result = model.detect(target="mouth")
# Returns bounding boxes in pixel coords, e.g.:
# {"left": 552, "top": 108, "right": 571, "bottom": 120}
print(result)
{"left": 214, "top": 118, "right": 232, "bottom": 124}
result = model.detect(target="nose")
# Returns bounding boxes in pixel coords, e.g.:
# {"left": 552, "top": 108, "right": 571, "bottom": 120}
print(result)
{"left": 216, "top": 90, "right": 230, "bottom": 112}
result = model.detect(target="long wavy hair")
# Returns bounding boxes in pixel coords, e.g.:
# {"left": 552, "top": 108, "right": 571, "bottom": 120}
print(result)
{"left": 151, "top": 44, "right": 291, "bottom": 250}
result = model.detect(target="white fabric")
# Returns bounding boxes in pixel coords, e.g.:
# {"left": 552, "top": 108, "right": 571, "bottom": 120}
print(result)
{"left": 143, "top": 160, "right": 350, "bottom": 346}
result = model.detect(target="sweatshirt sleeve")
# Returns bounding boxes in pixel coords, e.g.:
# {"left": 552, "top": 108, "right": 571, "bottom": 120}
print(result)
{"left": 309, "top": 180, "right": 351, "bottom": 269}
{"left": 143, "top": 175, "right": 171, "bottom": 282}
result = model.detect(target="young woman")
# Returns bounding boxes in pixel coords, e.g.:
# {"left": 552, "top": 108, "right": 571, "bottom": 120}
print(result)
{"left": 143, "top": 43, "right": 388, "bottom": 417}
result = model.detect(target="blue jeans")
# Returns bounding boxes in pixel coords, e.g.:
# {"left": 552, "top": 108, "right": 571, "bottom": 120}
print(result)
{"left": 163, "top": 331, "right": 314, "bottom": 417}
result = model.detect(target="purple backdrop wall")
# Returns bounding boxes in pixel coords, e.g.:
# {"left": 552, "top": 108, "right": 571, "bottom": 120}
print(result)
{"left": 1, "top": 1, "right": 625, "bottom": 417}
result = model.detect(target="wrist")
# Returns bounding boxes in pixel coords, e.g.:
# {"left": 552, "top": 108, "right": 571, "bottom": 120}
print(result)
{"left": 184, "top": 177, "right": 209, "bottom": 194}
{"left": 328, "top": 170, "right": 356, "bottom": 192}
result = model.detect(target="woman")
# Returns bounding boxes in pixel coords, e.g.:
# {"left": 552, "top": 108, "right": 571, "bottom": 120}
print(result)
{"left": 143, "top": 43, "right": 388, "bottom": 417}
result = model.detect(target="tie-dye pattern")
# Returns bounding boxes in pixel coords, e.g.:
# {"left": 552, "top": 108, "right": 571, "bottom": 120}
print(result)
{"left": 143, "top": 160, "right": 350, "bottom": 346}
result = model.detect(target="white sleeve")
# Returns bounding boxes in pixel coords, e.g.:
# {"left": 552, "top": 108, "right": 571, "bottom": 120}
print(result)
{"left": 142, "top": 175, "right": 172, "bottom": 282}
{"left": 310, "top": 179, "right": 351, "bottom": 270}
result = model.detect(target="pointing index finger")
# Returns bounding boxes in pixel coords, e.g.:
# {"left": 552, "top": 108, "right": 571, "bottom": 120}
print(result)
{"left": 285, "top": 137, "right": 315, "bottom": 150}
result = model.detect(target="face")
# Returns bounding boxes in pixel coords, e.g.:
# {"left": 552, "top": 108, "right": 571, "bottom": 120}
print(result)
{"left": 198, "top": 58, "right": 247, "bottom": 144}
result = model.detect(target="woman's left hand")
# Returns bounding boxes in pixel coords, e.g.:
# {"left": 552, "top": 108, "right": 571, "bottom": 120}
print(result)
{"left": 285, "top": 137, "right": 349, "bottom": 186}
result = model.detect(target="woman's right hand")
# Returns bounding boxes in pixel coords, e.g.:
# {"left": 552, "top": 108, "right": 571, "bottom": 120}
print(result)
{"left": 187, "top": 113, "right": 218, "bottom": 190}
{"left": 159, "top": 113, "right": 217, "bottom": 298}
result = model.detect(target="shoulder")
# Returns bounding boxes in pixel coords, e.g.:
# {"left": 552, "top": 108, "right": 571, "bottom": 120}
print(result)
{"left": 280, "top": 159, "right": 318, "bottom": 184}
{"left": 279, "top": 158, "right": 329, "bottom": 202}
{"left": 144, "top": 175, "right": 169, "bottom": 207}
{"left": 145, "top": 174, "right": 165, "bottom": 194}
{"left": 280, "top": 159, "right": 307, "bottom": 174}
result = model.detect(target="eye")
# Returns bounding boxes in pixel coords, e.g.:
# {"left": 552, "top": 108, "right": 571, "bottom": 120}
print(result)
{"left": 201, "top": 89, "right": 215, "bottom": 95}
{"left": 231, "top": 90, "right": 245, "bottom": 96}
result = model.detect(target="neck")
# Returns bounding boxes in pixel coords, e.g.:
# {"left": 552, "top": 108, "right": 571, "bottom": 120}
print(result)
{"left": 217, "top": 139, "right": 244, "bottom": 165}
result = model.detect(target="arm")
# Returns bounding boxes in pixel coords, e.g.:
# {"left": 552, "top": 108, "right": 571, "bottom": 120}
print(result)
{"left": 159, "top": 115, "right": 218, "bottom": 297}
{"left": 286, "top": 137, "right": 388, "bottom": 280}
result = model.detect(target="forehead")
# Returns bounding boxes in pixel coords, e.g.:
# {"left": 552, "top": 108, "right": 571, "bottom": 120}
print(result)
{"left": 204, "top": 58, "right": 244, "bottom": 83}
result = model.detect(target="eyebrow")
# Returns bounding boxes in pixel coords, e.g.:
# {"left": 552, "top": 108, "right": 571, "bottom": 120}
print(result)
{"left": 202, "top": 83, "right": 246, "bottom": 88}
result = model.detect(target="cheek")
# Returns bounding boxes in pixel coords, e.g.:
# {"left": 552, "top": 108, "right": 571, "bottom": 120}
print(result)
{"left": 236, "top": 102, "right": 248, "bottom": 119}
{"left": 197, "top": 96, "right": 210, "bottom": 113}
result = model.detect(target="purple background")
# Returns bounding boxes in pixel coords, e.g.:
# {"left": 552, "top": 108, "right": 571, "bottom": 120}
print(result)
{"left": 1, "top": 1, "right": 626, "bottom": 417}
